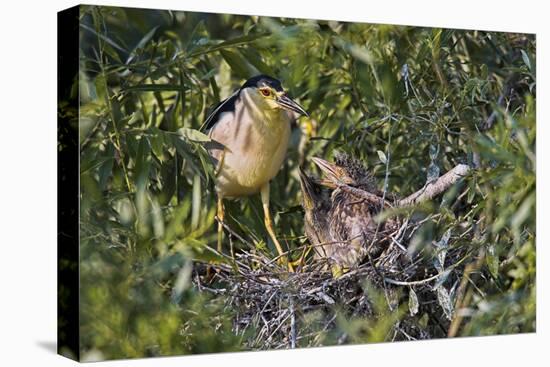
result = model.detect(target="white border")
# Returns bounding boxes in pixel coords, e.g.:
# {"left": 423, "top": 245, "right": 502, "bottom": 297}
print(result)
{"left": 0, "top": 1, "right": 546, "bottom": 366}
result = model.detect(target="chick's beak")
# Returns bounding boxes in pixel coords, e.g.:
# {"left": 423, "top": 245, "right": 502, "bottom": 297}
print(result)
{"left": 298, "top": 167, "right": 316, "bottom": 210}
{"left": 276, "top": 94, "right": 309, "bottom": 117}
{"left": 311, "top": 157, "right": 341, "bottom": 186}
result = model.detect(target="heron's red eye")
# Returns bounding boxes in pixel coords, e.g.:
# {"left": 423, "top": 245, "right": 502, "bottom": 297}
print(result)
{"left": 260, "top": 88, "right": 271, "bottom": 97}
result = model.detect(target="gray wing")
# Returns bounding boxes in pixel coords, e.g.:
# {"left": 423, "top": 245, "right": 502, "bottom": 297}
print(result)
{"left": 200, "top": 89, "right": 240, "bottom": 132}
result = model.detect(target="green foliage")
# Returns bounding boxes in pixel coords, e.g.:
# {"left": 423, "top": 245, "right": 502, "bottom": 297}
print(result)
{"left": 74, "top": 5, "right": 536, "bottom": 359}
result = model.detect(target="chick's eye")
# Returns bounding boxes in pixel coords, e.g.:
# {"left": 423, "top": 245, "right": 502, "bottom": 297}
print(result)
{"left": 260, "top": 89, "right": 271, "bottom": 97}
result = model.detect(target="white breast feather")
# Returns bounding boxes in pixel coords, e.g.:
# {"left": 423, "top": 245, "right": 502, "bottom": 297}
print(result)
{"left": 207, "top": 89, "right": 292, "bottom": 198}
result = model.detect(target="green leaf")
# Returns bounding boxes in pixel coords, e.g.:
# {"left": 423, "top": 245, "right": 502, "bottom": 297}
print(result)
{"left": 434, "top": 229, "right": 452, "bottom": 273}
{"left": 196, "top": 146, "right": 215, "bottom": 185}
{"left": 487, "top": 244, "right": 500, "bottom": 278}
{"left": 80, "top": 22, "right": 128, "bottom": 54}
{"left": 521, "top": 50, "right": 532, "bottom": 72}
{"left": 220, "top": 49, "right": 255, "bottom": 79}
{"left": 377, "top": 150, "right": 387, "bottom": 164}
{"left": 134, "top": 136, "right": 152, "bottom": 190}
{"left": 80, "top": 156, "right": 113, "bottom": 175}
{"left": 217, "top": 32, "right": 269, "bottom": 48}
{"left": 191, "top": 174, "right": 201, "bottom": 230}
{"left": 408, "top": 287, "right": 419, "bottom": 316}
{"left": 149, "top": 128, "right": 165, "bottom": 161}
{"left": 126, "top": 26, "right": 159, "bottom": 64}
{"left": 189, "top": 32, "right": 269, "bottom": 57}
{"left": 184, "top": 20, "right": 208, "bottom": 53}
{"left": 333, "top": 36, "right": 374, "bottom": 64}
{"left": 177, "top": 127, "right": 211, "bottom": 142}
{"left": 436, "top": 286, "right": 454, "bottom": 320}
{"left": 240, "top": 47, "right": 275, "bottom": 76}
{"left": 103, "top": 42, "right": 123, "bottom": 64}
{"left": 124, "top": 84, "right": 188, "bottom": 92}
{"left": 171, "top": 260, "right": 193, "bottom": 304}
{"left": 98, "top": 144, "right": 115, "bottom": 190}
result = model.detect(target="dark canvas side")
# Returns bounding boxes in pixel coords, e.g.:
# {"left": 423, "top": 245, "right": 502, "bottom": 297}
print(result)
{"left": 57, "top": 4, "right": 80, "bottom": 362}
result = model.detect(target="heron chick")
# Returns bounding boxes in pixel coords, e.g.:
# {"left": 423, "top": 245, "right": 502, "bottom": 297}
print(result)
{"left": 204, "top": 75, "right": 308, "bottom": 271}
{"left": 300, "top": 153, "right": 399, "bottom": 276}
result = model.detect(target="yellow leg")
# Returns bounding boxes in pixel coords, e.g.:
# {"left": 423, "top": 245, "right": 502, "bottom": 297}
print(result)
{"left": 331, "top": 264, "right": 344, "bottom": 278}
{"left": 204, "top": 197, "right": 225, "bottom": 279}
{"left": 290, "top": 245, "right": 312, "bottom": 269}
{"left": 261, "top": 183, "right": 294, "bottom": 272}
{"left": 217, "top": 197, "right": 224, "bottom": 253}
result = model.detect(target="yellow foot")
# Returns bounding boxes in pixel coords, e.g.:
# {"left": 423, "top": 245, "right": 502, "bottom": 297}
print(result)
{"left": 289, "top": 244, "right": 313, "bottom": 270}
{"left": 331, "top": 264, "right": 350, "bottom": 278}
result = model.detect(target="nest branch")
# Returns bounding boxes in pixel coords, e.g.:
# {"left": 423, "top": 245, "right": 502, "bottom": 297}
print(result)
{"left": 398, "top": 164, "right": 471, "bottom": 207}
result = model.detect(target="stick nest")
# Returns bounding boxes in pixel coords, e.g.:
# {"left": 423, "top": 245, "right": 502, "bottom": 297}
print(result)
{"left": 195, "top": 219, "right": 470, "bottom": 350}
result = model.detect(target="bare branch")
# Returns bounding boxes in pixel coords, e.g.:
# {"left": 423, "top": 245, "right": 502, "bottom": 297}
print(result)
{"left": 398, "top": 164, "right": 471, "bottom": 207}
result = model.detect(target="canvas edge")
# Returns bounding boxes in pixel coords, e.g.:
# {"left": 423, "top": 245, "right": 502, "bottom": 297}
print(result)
{"left": 57, "top": 4, "right": 81, "bottom": 362}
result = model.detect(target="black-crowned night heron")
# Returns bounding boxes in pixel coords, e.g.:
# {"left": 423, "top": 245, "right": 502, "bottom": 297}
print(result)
{"left": 299, "top": 153, "right": 399, "bottom": 276}
{"left": 203, "top": 75, "right": 308, "bottom": 271}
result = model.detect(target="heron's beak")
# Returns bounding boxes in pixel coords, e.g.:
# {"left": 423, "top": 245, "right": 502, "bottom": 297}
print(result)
{"left": 298, "top": 167, "right": 316, "bottom": 210}
{"left": 276, "top": 94, "right": 309, "bottom": 117}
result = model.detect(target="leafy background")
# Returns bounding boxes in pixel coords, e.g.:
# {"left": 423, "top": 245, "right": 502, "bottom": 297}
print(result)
{"left": 67, "top": 5, "right": 535, "bottom": 361}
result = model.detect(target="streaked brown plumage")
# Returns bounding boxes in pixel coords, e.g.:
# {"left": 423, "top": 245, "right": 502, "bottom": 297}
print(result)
{"left": 300, "top": 153, "right": 399, "bottom": 275}
{"left": 298, "top": 168, "right": 331, "bottom": 255}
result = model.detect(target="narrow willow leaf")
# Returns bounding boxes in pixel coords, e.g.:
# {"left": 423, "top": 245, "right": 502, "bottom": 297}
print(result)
{"left": 103, "top": 42, "right": 122, "bottom": 64}
{"left": 184, "top": 20, "right": 207, "bottom": 53}
{"left": 126, "top": 26, "right": 159, "bottom": 64}
{"left": 333, "top": 36, "right": 373, "bottom": 64}
{"left": 429, "top": 144, "right": 439, "bottom": 160}
{"left": 189, "top": 32, "right": 269, "bottom": 57}
{"left": 191, "top": 174, "right": 201, "bottom": 230}
{"left": 434, "top": 229, "right": 451, "bottom": 272}
{"left": 438, "top": 229, "right": 452, "bottom": 247}
{"left": 510, "top": 193, "right": 535, "bottom": 230}
{"left": 215, "top": 32, "right": 269, "bottom": 48}
{"left": 124, "top": 84, "right": 188, "bottom": 92}
{"left": 521, "top": 50, "right": 532, "bottom": 71}
{"left": 196, "top": 146, "right": 214, "bottom": 185}
{"left": 134, "top": 136, "right": 152, "bottom": 188}
{"left": 151, "top": 253, "right": 184, "bottom": 279}
{"left": 149, "top": 128, "right": 165, "bottom": 161}
{"left": 487, "top": 244, "right": 500, "bottom": 278}
{"left": 240, "top": 47, "right": 275, "bottom": 76}
{"left": 426, "top": 162, "right": 440, "bottom": 183}
{"left": 220, "top": 49, "right": 255, "bottom": 79}
{"left": 408, "top": 287, "right": 419, "bottom": 316}
{"left": 171, "top": 260, "right": 193, "bottom": 304}
{"left": 437, "top": 286, "right": 454, "bottom": 320}
{"left": 98, "top": 144, "right": 115, "bottom": 190}
{"left": 177, "top": 127, "right": 211, "bottom": 142}
{"left": 80, "top": 22, "right": 127, "bottom": 54}
{"left": 377, "top": 150, "right": 387, "bottom": 164}
{"left": 432, "top": 269, "right": 451, "bottom": 290}
{"left": 80, "top": 156, "right": 113, "bottom": 175}
{"left": 151, "top": 196, "right": 165, "bottom": 239}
